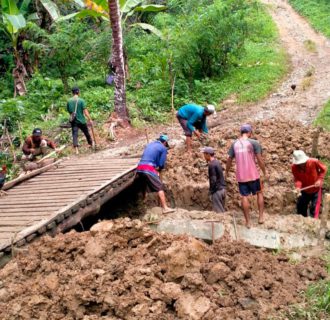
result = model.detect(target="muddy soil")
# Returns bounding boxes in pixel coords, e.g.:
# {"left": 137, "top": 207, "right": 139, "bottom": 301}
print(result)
{"left": 0, "top": 219, "right": 327, "bottom": 320}
{"left": 154, "top": 119, "right": 330, "bottom": 215}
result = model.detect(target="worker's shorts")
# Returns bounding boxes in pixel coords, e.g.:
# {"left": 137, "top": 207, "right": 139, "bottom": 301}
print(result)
{"left": 238, "top": 179, "right": 261, "bottom": 196}
{"left": 176, "top": 113, "right": 203, "bottom": 137}
{"left": 137, "top": 171, "right": 164, "bottom": 193}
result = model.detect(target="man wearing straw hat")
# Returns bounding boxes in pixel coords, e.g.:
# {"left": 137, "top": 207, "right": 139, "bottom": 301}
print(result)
{"left": 291, "top": 150, "right": 327, "bottom": 217}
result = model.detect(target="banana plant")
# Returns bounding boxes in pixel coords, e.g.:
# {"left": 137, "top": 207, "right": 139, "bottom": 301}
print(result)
{"left": 59, "top": 0, "right": 166, "bottom": 39}
{"left": 0, "top": 0, "right": 64, "bottom": 96}
{"left": 57, "top": 0, "right": 166, "bottom": 123}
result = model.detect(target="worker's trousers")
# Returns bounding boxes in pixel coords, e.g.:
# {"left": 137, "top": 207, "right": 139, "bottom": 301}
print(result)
{"left": 211, "top": 189, "right": 226, "bottom": 213}
{"left": 71, "top": 122, "right": 93, "bottom": 147}
{"left": 297, "top": 191, "right": 318, "bottom": 217}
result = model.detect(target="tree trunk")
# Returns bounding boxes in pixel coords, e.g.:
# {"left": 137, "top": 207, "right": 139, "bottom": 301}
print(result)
{"left": 13, "top": 48, "right": 27, "bottom": 97}
{"left": 108, "top": 0, "right": 130, "bottom": 125}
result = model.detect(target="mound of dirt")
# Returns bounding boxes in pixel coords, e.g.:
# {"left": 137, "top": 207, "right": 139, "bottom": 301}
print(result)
{"left": 0, "top": 219, "right": 326, "bottom": 320}
{"left": 163, "top": 119, "right": 330, "bottom": 214}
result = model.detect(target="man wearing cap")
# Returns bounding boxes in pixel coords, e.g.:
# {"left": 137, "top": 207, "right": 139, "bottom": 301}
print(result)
{"left": 22, "top": 128, "right": 56, "bottom": 160}
{"left": 67, "top": 87, "right": 93, "bottom": 154}
{"left": 202, "top": 147, "right": 226, "bottom": 213}
{"left": 226, "top": 124, "right": 266, "bottom": 228}
{"left": 177, "top": 103, "right": 216, "bottom": 152}
{"left": 137, "top": 134, "right": 175, "bottom": 214}
{"left": 292, "top": 150, "right": 327, "bottom": 217}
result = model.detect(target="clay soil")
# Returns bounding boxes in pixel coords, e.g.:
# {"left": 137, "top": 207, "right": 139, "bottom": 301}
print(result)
{"left": 0, "top": 219, "right": 327, "bottom": 320}
{"left": 161, "top": 119, "right": 330, "bottom": 214}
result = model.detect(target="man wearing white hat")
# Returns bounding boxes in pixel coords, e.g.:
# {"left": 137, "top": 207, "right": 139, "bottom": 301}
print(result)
{"left": 177, "top": 103, "right": 216, "bottom": 152}
{"left": 292, "top": 150, "right": 327, "bottom": 217}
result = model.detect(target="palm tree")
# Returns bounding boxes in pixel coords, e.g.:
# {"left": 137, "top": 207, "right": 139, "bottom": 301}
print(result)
{"left": 108, "top": 0, "right": 129, "bottom": 125}
{"left": 60, "top": 0, "right": 166, "bottom": 124}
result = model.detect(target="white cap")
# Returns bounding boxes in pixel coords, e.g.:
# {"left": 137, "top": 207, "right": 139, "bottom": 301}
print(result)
{"left": 292, "top": 150, "right": 309, "bottom": 165}
{"left": 205, "top": 104, "right": 216, "bottom": 116}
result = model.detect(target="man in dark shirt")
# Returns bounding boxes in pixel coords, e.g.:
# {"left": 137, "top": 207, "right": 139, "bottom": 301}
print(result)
{"left": 202, "top": 147, "right": 226, "bottom": 213}
{"left": 22, "top": 128, "right": 56, "bottom": 160}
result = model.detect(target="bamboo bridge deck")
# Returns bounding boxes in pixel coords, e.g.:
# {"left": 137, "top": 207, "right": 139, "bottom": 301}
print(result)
{"left": 0, "top": 157, "right": 138, "bottom": 255}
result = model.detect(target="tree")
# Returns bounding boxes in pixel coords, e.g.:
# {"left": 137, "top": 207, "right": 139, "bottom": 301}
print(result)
{"left": 108, "top": 0, "right": 128, "bottom": 123}
{"left": 59, "top": 0, "right": 166, "bottom": 123}
{"left": 0, "top": 0, "right": 64, "bottom": 96}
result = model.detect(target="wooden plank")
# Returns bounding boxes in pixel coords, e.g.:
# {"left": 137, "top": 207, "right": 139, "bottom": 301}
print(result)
{"left": 24, "top": 175, "right": 110, "bottom": 186}
{"left": 0, "top": 226, "right": 23, "bottom": 232}
{"left": 0, "top": 212, "right": 51, "bottom": 217}
{"left": 0, "top": 216, "right": 46, "bottom": 222}
{"left": 0, "top": 221, "right": 40, "bottom": 227}
{"left": 0, "top": 202, "right": 69, "bottom": 208}
{"left": 16, "top": 181, "right": 106, "bottom": 188}
{"left": 7, "top": 187, "right": 92, "bottom": 194}
{"left": 40, "top": 170, "right": 127, "bottom": 176}
{"left": 0, "top": 193, "right": 80, "bottom": 201}
{"left": 3, "top": 160, "right": 62, "bottom": 191}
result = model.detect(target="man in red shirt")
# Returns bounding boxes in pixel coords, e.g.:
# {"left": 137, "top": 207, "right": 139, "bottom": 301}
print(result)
{"left": 291, "top": 150, "right": 327, "bottom": 217}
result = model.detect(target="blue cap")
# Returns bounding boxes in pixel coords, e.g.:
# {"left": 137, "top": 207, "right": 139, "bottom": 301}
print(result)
{"left": 159, "top": 134, "right": 169, "bottom": 142}
{"left": 240, "top": 124, "right": 252, "bottom": 133}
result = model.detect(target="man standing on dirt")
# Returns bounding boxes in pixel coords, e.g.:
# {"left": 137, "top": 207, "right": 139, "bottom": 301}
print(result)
{"left": 291, "top": 150, "right": 327, "bottom": 217}
{"left": 177, "top": 104, "right": 216, "bottom": 152}
{"left": 137, "top": 134, "right": 175, "bottom": 214}
{"left": 202, "top": 147, "right": 226, "bottom": 213}
{"left": 67, "top": 87, "right": 93, "bottom": 154}
{"left": 225, "top": 124, "right": 266, "bottom": 228}
{"left": 22, "top": 128, "right": 56, "bottom": 160}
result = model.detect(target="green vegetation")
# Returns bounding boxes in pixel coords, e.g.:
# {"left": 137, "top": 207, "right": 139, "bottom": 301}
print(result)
{"left": 0, "top": 0, "right": 288, "bottom": 176}
{"left": 315, "top": 100, "right": 330, "bottom": 131}
{"left": 285, "top": 255, "right": 330, "bottom": 319}
{"left": 289, "top": 0, "right": 330, "bottom": 37}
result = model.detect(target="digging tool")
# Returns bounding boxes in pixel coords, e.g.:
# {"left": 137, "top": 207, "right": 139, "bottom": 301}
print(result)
{"left": 314, "top": 181, "right": 323, "bottom": 219}
{"left": 36, "top": 145, "right": 66, "bottom": 164}
{"left": 90, "top": 123, "right": 98, "bottom": 150}
{"left": 232, "top": 212, "right": 238, "bottom": 240}
{"left": 144, "top": 129, "right": 149, "bottom": 144}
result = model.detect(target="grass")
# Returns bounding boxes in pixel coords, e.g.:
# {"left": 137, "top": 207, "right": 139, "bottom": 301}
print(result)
{"left": 284, "top": 254, "right": 330, "bottom": 320}
{"left": 315, "top": 100, "right": 330, "bottom": 131}
{"left": 289, "top": 0, "right": 330, "bottom": 37}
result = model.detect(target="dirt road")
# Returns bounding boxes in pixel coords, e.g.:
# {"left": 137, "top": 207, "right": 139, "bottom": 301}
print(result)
{"left": 218, "top": 0, "right": 330, "bottom": 127}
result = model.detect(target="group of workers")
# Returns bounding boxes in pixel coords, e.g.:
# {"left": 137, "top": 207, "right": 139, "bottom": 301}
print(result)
{"left": 20, "top": 90, "right": 327, "bottom": 227}
{"left": 138, "top": 103, "right": 327, "bottom": 228}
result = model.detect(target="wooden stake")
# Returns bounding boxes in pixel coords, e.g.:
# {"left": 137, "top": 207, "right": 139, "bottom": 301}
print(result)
{"left": 311, "top": 127, "right": 322, "bottom": 158}
{"left": 4, "top": 124, "right": 16, "bottom": 162}
{"left": 17, "top": 121, "right": 23, "bottom": 148}
{"left": 171, "top": 75, "right": 176, "bottom": 127}
{"left": 144, "top": 128, "right": 149, "bottom": 144}
{"left": 318, "top": 193, "right": 330, "bottom": 245}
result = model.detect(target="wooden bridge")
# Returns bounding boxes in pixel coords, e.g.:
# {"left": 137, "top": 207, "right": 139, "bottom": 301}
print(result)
{"left": 0, "top": 157, "right": 138, "bottom": 255}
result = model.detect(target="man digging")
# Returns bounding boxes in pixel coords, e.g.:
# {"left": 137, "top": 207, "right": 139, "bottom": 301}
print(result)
{"left": 291, "top": 150, "right": 327, "bottom": 217}
{"left": 226, "top": 124, "right": 266, "bottom": 228}
{"left": 177, "top": 103, "right": 216, "bottom": 152}
{"left": 137, "top": 134, "right": 175, "bottom": 214}
{"left": 202, "top": 147, "right": 226, "bottom": 213}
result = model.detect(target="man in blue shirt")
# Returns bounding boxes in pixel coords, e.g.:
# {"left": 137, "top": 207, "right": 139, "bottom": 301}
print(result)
{"left": 177, "top": 104, "right": 216, "bottom": 152}
{"left": 137, "top": 134, "right": 175, "bottom": 214}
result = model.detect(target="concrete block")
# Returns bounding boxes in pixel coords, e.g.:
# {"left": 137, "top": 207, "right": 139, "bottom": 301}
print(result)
{"left": 150, "top": 219, "right": 225, "bottom": 241}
